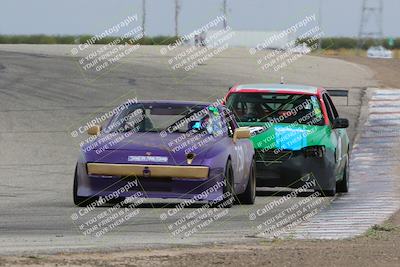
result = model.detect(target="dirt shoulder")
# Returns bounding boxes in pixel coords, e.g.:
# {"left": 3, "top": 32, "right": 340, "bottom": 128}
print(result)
{"left": 1, "top": 212, "right": 399, "bottom": 267}
{"left": 326, "top": 55, "right": 400, "bottom": 88}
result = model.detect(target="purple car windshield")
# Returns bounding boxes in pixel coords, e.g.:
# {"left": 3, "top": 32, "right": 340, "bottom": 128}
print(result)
{"left": 104, "top": 103, "right": 225, "bottom": 135}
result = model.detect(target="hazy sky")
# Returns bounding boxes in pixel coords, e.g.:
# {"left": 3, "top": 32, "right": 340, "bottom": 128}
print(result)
{"left": 1, "top": 0, "right": 399, "bottom": 37}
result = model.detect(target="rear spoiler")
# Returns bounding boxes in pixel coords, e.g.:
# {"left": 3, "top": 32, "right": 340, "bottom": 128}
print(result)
{"left": 326, "top": 88, "right": 349, "bottom": 105}
{"left": 327, "top": 89, "right": 348, "bottom": 97}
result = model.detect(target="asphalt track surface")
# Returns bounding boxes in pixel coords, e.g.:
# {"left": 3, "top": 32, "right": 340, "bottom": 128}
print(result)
{"left": 0, "top": 45, "right": 377, "bottom": 255}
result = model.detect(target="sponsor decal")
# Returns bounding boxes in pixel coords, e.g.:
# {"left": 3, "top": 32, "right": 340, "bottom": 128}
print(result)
{"left": 127, "top": 156, "right": 168, "bottom": 163}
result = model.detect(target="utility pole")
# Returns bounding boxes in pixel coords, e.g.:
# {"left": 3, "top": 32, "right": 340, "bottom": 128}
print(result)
{"left": 357, "top": 0, "right": 383, "bottom": 49}
{"left": 175, "top": 0, "right": 180, "bottom": 36}
{"left": 142, "top": 0, "right": 146, "bottom": 37}
{"left": 318, "top": 0, "right": 322, "bottom": 50}
{"left": 222, "top": 0, "right": 228, "bottom": 30}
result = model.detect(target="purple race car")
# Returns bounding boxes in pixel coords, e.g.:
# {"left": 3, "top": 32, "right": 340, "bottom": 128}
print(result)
{"left": 73, "top": 100, "right": 256, "bottom": 207}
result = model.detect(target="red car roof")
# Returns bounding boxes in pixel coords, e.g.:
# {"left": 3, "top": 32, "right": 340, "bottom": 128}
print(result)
{"left": 228, "top": 83, "right": 323, "bottom": 95}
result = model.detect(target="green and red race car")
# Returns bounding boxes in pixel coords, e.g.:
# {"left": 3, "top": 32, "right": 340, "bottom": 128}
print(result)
{"left": 225, "top": 84, "right": 350, "bottom": 196}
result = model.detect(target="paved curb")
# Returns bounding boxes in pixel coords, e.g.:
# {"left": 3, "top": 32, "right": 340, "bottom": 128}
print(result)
{"left": 280, "top": 88, "right": 400, "bottom": 239}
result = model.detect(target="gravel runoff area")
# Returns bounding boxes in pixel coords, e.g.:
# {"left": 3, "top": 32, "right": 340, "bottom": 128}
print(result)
{"left": 329, "top": 55, "right": 400, "bottom": 89}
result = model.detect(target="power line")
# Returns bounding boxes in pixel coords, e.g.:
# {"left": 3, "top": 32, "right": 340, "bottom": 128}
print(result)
{"left": 142, "top": 0, "right": 146, "bottom": 37}
{"left": 358, "top": 0, "right": 383, "bottom": 49}
{"left": 318, "top": 0, "right": 322, "bottom": 50}
{"left": 175, "top": 0, "right": 181, "bottom": 36}
{"left": 222, "top": 0, "right": 228, "bottom": 30}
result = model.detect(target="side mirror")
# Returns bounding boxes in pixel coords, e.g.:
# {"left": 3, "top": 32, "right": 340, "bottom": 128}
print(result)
{"left": 87, "top": 125, "right": 101, "bottom": 135}
{"left": 332, "top": 118, "right": 349, "bottom": 129}
{"left": 233, "top": 127, "right": 251, "bottom": 143}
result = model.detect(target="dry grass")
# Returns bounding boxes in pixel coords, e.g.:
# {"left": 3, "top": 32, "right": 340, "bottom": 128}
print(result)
{"left": 315, "top": 48, "right": 400, "bottom": 59}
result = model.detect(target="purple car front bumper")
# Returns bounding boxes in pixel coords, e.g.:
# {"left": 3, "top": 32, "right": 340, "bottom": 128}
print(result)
{"left": 76, "top": 162, "right": 225, "bottom": 202}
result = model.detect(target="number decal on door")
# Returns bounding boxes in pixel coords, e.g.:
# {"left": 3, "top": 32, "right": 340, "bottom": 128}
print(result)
{"left": 234, "top": 145, "right": 244, "bottom": 173}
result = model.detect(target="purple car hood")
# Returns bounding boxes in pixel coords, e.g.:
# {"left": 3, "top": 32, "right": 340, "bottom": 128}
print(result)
{"left": 83, "top": 131, "right": 222, "bottom": 165}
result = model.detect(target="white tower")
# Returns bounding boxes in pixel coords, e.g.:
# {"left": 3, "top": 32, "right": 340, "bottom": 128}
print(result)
{"left": 358, "top": 0, "right": 384, "bottom": 48}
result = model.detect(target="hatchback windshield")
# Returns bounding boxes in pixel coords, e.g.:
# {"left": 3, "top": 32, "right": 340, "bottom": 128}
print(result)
{"left": 226, "top": 93, "right": 324, "bottom": 125}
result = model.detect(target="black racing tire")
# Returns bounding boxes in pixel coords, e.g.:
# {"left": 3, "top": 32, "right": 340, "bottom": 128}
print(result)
{"left": 211, "top": 160, "right": 235, "bottom": 208}
{"left": 222, "top": 160, "right": 235, "bottom": 208}
{"left": 336, "top": 157, "right": 349, "bottom": 193}
{"left": 317, "top": 188, "right": 336, "bottom": 197}
{"left": 316, "top": 175, "right": 337, "bottom": 197}
{"left": 237, "top": 160, "right": 256, "bottom": 204}
{"left": 73, "top": 165, "right": 98, "bottom": 207}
